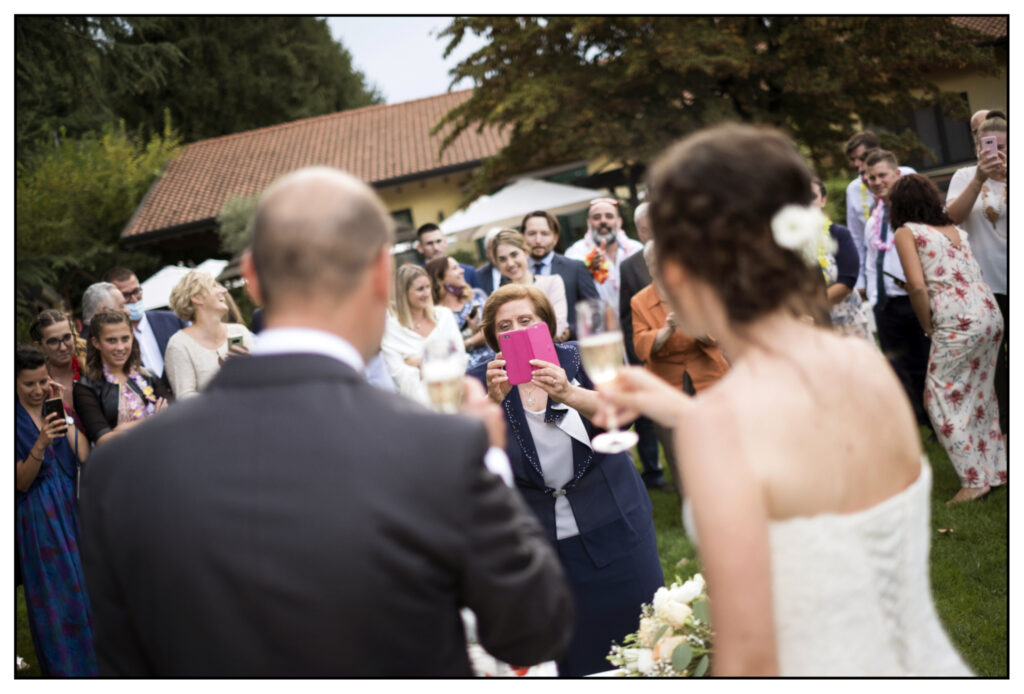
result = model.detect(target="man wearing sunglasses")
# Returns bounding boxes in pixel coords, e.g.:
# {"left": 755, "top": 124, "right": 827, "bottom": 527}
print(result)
{"left": 103, "top": 267, "right": 188, "bottom": 383}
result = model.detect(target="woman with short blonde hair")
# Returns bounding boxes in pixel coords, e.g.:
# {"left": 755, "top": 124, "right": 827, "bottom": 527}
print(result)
{"left": 164, "top": 270, "right": 254, "bottom": 399}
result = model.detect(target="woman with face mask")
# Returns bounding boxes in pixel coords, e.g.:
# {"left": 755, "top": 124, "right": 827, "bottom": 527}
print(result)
{"left": 72, "top": 308, "right": 171, "bottom": 445}
{"left": 16, "top": 344, "right": 95, "bottom": 676}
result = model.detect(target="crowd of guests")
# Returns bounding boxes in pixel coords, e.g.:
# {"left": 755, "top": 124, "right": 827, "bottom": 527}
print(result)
{"left": 15, "top": 112, "right": 1006, "bottom": 677}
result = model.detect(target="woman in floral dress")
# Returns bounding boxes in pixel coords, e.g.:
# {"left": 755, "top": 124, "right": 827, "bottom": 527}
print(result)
{"left": 891, "top": 174, "right": 1006, "bottom": 505}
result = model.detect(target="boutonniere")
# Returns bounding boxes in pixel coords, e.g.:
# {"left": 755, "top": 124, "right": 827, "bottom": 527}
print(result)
{"left": 585, "top": 247, "right": 611, "bottom": 284}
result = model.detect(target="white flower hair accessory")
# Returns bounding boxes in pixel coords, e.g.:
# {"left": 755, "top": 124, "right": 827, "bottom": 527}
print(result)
{"left": 771, "top": 204, "right": 829, "bottom": 266}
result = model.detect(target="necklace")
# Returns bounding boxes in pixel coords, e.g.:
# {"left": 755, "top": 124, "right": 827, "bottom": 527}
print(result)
{"left": 522, "top": 383, "right": 538, "bottom": 408}
{"left": 980, "top": 181, "right": 1007, "bottom": 232}
{"left": 868, "top": 204, "right": 894, "bottom": 251}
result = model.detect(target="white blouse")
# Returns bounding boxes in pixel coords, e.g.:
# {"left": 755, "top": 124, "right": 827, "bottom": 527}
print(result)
{"left": 946, "top": 166, "right": 1007, "bottom": 295}
{"left": 381, "top": 306, "right": 466, "bottom": 406}
{"left": 523, "top": 405, "right": 581, "bottom": 540}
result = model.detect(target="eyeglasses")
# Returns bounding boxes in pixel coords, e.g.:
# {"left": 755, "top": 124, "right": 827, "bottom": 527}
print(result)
{"left": 44, "top": 333, "right": 74, "bottom": 349}
{"left": 121, "top": 287, "right": 142, "bottom": 301}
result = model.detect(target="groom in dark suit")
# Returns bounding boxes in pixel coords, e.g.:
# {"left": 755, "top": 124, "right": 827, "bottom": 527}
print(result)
{"left": 520, "top": 210, "right": 600, "bottom": 340}
{"left": 80, "top": 167, "right": 573, "bottom": 676}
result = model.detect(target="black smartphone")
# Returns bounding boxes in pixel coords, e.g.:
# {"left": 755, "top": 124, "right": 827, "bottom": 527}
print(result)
{"left": 228, "top": 334, "right": 245, "bottom": 349}
{"left": 43, "top": 397, "right": 66, "bottom": 427}
{"left": 467, "top": 306, "right": 479, "bottom": 321}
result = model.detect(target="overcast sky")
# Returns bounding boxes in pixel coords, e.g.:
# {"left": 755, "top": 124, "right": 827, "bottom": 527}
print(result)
{"left": 325, "top": 17, "right": 490, "bottom": 105}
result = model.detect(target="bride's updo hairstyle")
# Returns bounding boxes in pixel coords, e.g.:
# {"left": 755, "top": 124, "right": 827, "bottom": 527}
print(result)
{"left": 647, "top": 124, "right": 829, "bottom": 326}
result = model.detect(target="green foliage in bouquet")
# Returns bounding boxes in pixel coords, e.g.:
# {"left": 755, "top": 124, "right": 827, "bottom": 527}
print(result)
{"left": 607, "top": 574, "right": 713, "bottom": 677}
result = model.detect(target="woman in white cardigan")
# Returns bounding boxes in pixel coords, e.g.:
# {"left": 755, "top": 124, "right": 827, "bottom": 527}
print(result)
{"left": 164, "top": 271, "right": 254, "bottom": 399}
{"left": 381, "top": 264, "right": 466, "bottom": 406}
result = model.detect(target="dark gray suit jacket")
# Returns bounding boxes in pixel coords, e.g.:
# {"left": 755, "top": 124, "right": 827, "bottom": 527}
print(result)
{"left": 80, "top": 352, "right": 572, "bottom": 676}
{"left": 619, "top": 251, "right": 653, "bottom": 365}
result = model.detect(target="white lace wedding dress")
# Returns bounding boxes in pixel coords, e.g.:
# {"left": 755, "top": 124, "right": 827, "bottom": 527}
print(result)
{"left": 683, "top": 460, "right": 972, "bottom": 676}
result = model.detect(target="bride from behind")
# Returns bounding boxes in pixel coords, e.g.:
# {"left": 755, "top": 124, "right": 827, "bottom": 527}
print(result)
{"left": 597, "top": 124, "right": 970, "bottom": 676}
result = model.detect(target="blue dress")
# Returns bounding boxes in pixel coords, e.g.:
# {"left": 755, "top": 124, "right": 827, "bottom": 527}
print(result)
{"left": 15, "top": 402, "right": 98, "bottom": 676}
{"left": 469, "top": 342, "right": 664, "bottom": 676}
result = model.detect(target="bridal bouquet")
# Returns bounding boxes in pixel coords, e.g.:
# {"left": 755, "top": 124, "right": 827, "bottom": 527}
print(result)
{"left": 606, "top": 574, "right": 713, "bottom": 677}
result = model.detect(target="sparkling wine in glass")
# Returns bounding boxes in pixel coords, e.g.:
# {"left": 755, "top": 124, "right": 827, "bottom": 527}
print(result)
{"left": 575, "top": 299, "right": 638, "bottom": 454}
{"left": 422, "top": 336, "right": 467, "bottom": 414}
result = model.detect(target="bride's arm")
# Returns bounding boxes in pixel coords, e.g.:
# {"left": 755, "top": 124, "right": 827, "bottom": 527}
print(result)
{"left": 678, "top": 401, "right": 778, "bottom": 676}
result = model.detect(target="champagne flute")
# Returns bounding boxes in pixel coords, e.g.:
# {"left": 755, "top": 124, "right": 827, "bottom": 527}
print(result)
{"left": 422, "top": 335, "right": 468, "bottom": 414}
{"left": 575, "top": 299, "right": 638, "bottom": 454}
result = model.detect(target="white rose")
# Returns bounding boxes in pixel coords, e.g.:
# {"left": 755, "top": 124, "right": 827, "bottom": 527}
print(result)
{"left": 671, "top": 574, "right": 706, "bottom": 604}
{"left": 651, "top": 587, "right": 671, "bottom": 617}
{"left": 636, "top": 648, "right": 655, "bottom": 675}
{"left": 770, "top": 205, "right": 824, "bottom": 262}
{"left": 638, "top": 616, "right": 665, "bottom": 648}
{"left": 660, "top": 599, "right": 693, "bottom": 627}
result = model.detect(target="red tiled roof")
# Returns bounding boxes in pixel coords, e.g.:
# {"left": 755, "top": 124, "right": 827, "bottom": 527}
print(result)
{"left": 123, "top": 89, "right": 507, "bottom": 240}
{"left": 951, "top": 16, "right": 1008, "bottom": 39}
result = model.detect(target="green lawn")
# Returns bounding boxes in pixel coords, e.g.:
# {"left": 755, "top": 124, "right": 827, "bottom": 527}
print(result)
{"left": 16, "top": 426, "right": 1006, "bottom": 677}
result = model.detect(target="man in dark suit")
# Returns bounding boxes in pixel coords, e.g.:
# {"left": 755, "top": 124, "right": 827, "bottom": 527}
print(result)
{"left": 103, "top": 267, "right": 188, "bottom": 381}
{"left": 476, "top": 227, "right": 504, "bottom": 295}
{"left": 617, "top": 205, "right": 666, "bottom": 490}
{"left": 416, "top": 222, "right": 482, "bottom": 290}
{"left": 520, "top": 210, "right": 600, "bottom": 341}
{"left": 80, "top": 167, "right": 573, "bottom": 676}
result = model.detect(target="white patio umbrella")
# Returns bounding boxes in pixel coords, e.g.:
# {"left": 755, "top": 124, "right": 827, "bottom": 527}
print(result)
{"left": 437, "top": 178, "right": 607, "bottom": 241}
{"left": 140, "top": 260, "right": 229, "bottom": 310}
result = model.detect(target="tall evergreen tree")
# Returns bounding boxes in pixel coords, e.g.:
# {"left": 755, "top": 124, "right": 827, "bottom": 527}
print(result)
{"left": 436, "top": 17, "right": 1002, "bottom": 203}
{"left": 109, "top": 16, "right": 383, "bottom": 142}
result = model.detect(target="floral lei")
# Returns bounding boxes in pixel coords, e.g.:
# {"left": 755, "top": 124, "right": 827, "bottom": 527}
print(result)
{"left": 584, "top": 246, "right": 611, "bottom": 284}
{"left": 71, "top": 355, "right": 82, "bottom": 382}
{"left": 103, "top": 363, "right": 157, "bottom": 419}
{"left": 868, "top": 203, "right": 894, "bottom": 251}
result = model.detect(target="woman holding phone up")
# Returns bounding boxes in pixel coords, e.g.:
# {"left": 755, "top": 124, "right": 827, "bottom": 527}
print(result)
{"left": 425, "top": 254, "right": 494, "bottom": 370}
{"left": 16, "top": 345, "right": 96, "bottom": 676}
{"left": 469, "top": 284, "right": 663, "bottom": 678}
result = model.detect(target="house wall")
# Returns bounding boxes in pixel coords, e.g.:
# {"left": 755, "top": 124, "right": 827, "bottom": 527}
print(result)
{"left": 376, "top": 172, "right": 474, "bottom": 231}
{"left": 932, "top": 69, "right": 1007, "bottom": 115}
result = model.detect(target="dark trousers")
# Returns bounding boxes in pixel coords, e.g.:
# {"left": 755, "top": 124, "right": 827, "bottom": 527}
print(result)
{"left": 994, "top": 293, "right": 1008, "bottom": 439}
{"left": 874, "top": 296, "right": 932, "bottom": 427}
{"left": 633, "top": 415, "right": 663, "bottom": 484}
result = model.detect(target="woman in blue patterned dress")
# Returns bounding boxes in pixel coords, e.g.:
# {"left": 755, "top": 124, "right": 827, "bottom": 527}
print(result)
{"left": 426, "top": 255, "right": 495, "bottom": 370}
{"left": 15, "top": 345, "right": 96, "bottom": 676}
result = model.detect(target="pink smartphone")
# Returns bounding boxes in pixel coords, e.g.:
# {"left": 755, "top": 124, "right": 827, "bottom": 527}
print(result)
{"left": 499, "top": 322, "right": 559, "bottom": 386}
{"left": 981, "top": 136, "right": 998, "bottom": 156}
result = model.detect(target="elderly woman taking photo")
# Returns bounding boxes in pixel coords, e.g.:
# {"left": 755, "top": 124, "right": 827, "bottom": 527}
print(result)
{"left": 425, "top": 254, "right": 494, "bottom": 370}
{"left": 16, "top": 345, "right": 96, "bottom": 675}
{"left": 469, "top": 284, "right": 663, "bottom": 677}
{"left": 382, "top": 264, "right": 466, "bottom": 406}
{"left": 73, "top": 308, "right": 170, "bottom": 444}
{"left": 164, "top": 270, "right": 254, "bottom": 399}
{"left": 492, "top": 229, "right": 570, "bottom": 341}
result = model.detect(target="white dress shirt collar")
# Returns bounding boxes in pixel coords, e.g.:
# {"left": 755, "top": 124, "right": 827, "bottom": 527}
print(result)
{"left": 252, "top": 327, "right": 365, "bottom": 373}
{"left": 133, "top": 312, "right": 165, "bottom": 378}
